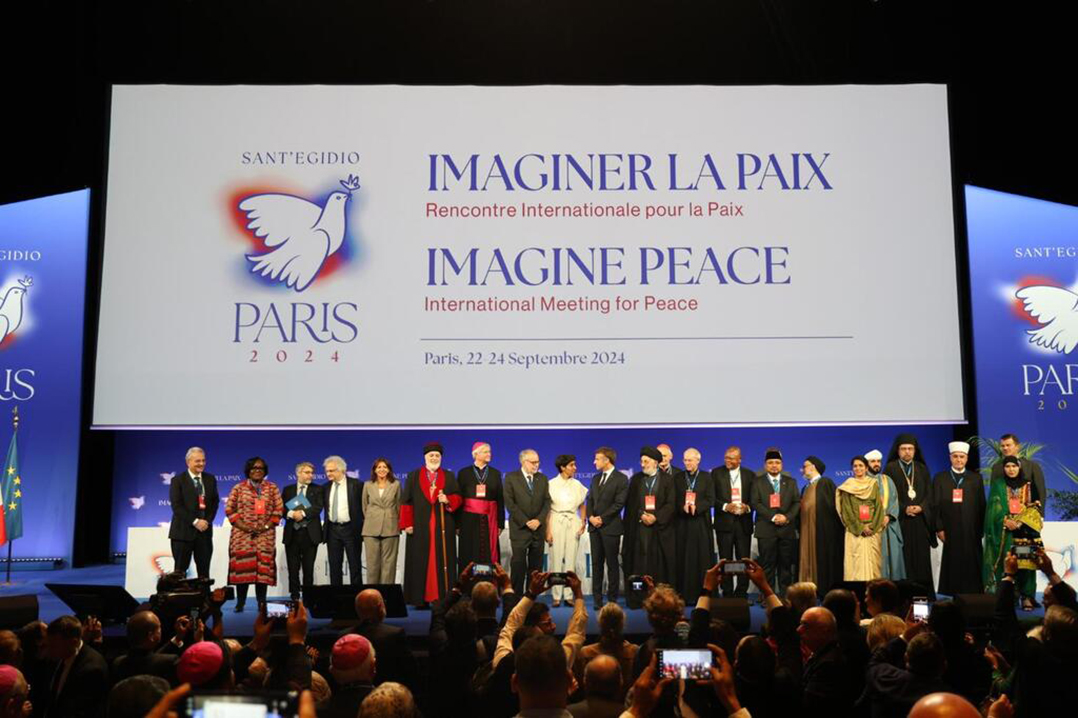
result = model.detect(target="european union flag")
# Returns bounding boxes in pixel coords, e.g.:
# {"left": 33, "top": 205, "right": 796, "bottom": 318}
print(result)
{"left": 0, "top": 429, "right": 23, "bottom": 545}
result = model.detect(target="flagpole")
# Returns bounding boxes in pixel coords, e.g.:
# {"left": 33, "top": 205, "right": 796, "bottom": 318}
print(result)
{"left": 4, "top": 407, "right": 15, "bottom": 585}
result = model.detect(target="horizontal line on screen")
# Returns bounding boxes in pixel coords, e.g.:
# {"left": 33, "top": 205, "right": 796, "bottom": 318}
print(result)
{"left": 419, "top": 336, "right": 855, "bottom": 342}
{"left": 91, "top": 419, "right": 968, "bottom": 431}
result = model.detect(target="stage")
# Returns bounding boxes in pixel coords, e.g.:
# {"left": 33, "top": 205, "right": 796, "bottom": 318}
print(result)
{"left": 0, "top": 563, "right": 1048, "bottom": 641}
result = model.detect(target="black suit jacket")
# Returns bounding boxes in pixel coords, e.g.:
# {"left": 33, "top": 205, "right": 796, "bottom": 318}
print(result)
{"left": 168, "top": 469, "right": 219, "bottom": 541}
{"left": 281, "top": 481, "right": 324, "bottom": 544}
{"left": 712, "top": 465, "right": 756, "bottom": 533}
{"left": 110, "top": 646, "right": 179, "bottom": 686}
{"left": 345, "top": 621, "right": 417, "bottom": 687}
{"left": 322, "top": 477, "right": 364, "bottom": 533}
{"left": 46, "top": 643, "right": 110, "bottom": 718}
{"left": 503, "top": 470, "right": 551, "bottom": 541}
{"left": 586, "top": 469, "right": 629, "bottom": 536}
{"left": 751, "top": 473, "right": 800, "bottom": 539}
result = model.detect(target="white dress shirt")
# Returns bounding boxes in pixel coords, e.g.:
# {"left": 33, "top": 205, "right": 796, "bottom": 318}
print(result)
{"left": 328, "top": 479, "right": 351, "bottom": 523}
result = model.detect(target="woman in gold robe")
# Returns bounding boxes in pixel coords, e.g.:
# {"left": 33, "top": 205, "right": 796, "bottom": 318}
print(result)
{"left": 837, "top": 456, "right": 886, "bottom": 580}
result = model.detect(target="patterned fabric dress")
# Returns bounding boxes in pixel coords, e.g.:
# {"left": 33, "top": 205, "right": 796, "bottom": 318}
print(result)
{"left": 225, "top": 479, "right": 284, "bottom": 585}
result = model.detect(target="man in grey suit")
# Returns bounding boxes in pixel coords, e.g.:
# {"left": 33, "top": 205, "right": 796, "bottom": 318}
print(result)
{"left": 504, "top": 448, "right": 551, "bottom": 594}
{"left": 586, "top": 446, "right": 628, "bottom": 609}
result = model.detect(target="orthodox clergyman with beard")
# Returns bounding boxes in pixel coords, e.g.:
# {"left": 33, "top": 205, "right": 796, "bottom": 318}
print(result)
{"left": 628, "top": 446, "right": 676, "bottom": 584}
{"left": 884, "top": 435, "right": 935, "bottom": 590}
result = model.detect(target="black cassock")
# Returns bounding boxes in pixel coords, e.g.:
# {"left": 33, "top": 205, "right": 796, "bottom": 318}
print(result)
{"left": 456, "top": 464, "right": 505, "bottom": 567}
{"left": 622, "top": 472, "right": 644, "bottom": 582}
{"left": 401, "top": 468, "right": 461, "bottom": 605}
{"left": 932, "top": 470, "right": 985, "bottom": 595}
{"left": 627, "top": 472, "right": 676, "bottom": 584}
{"left": 885, "top": 460, "right": 936, "bottom": 592}
{"left": 674, "top": 470, "right": 716, "bottom": 601}
{"left": 808, "top": 477, "right": 845, "bottom": 597}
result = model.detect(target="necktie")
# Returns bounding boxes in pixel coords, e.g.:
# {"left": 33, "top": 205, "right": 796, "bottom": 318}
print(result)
{"left": 193, "top": 475, "right": 204, "bottom": 495}
{"left": 299, "top": 484, "right": 306, "bottom": 497}
{"left": 331, "top": 482, "right": 339, "bottom": 522}
{"left": 526, "top": 475, "right": 533, "bottom": 493}
{"left": 600, "top": 472, "right": 609, "bottom": 488}
{"left": 772, "top": 477, "right": 780, "bottom": 493}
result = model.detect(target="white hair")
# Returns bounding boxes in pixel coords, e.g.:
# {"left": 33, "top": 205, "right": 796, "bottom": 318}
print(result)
{"left": 519, "top": 448, "right": 538, "bottom": 463}
{"left": 295, "top": 461, "right": 315, "bottom": 474}
{"left": 324, "top": 455, "right": 347, "bottom": 472}
{"left": 472, "top": 442, "right": 491, "bottom": 457}
{"left": 683, "top": 448, "right": 701, "bottom": 460}
{"left": 185, "top": 447, "right": 205, "bottom": 461}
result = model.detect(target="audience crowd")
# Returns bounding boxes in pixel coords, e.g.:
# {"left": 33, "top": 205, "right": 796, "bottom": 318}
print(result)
{"left": 1, "top": 550, "right": 1076, "bottom": 718}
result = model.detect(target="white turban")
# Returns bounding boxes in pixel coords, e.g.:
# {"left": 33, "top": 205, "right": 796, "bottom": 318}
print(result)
{"left": 948, "top": 441, "right": 970, "bottom": 455}
{"left": 864, "top": 450, "right": 883, "bottom": 461}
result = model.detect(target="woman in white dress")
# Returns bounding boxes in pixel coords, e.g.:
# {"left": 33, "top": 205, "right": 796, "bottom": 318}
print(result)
{"left": 546, "top": 454, "right": 588, "bottom": 606}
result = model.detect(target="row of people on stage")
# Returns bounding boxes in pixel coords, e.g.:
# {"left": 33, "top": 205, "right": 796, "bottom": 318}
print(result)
{"left": 166, "top": 432, "right": 1047, "bottom": 611}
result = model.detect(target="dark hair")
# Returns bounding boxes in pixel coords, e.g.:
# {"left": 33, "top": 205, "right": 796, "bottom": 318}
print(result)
{"left": 515, "top": 635, "right": 567, "bottom": 693}
{"left": 512, "top": 625, "right": 543, "bottom": 651}
{"left": 445, "top": 599, "right": 478, "bottom": 645}
{"left": 927, "top": 600, "right": 966, "bottom": 646}
{"left": 244, "top": 456, "right": 268, "bottom": 478}
{"left": 734, "top": 635, "right": 776, "bottom": 686}
{"left": 823, "top": 589, "right": 859, "bottom": 629}
{"left": 108, "top": 676, "right": 170, "bottom": 718}
{"left": 524, "top": 602, "right": 550, "bottom": 627}
{"left": 46, "top": 615, "right": 82, "bottom": 641}
{"left": 708, "top": 618, "right": 740, "bottom": 663}
{"left": 371, "top": 457, "right": 396, "bottom": 482}
{"left": 906, "top": 632, "right": 946, "bottom": 678}
{"left": 866, "top": 579, "right": 901, "bottom": 615}
{"left": 1047, "top": 581, "right": 1078, "bottom": 611}
{"left": 851, "top": 456, "right": 868, "bottom": 469}
{"left": 0, "top": 630, "right": 21, "bottom": 667}
{"left": 595, "top": 446, "right": 617, "bottom": 464}
{"left": 554, "top": 454, "right": 576, "bottom": 472}
{"left": 1000, "top": 433, "right": 1020, "bottom": 444}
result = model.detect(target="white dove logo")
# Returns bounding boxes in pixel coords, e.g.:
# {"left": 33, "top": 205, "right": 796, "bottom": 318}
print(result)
{"left": 0, "top": 276, "right": 32, "bottom": 347}
{"left": 129, "top": 496, "right": 146, "bottom": 510}
{"left": 160, "top": 472, "right": 174, "bottom": 485}
{"left": 1016, "top": 285, "right": 1078, "bottom": 354}
{"left": 239, "top": 175, "right": 360, "bottom": 292}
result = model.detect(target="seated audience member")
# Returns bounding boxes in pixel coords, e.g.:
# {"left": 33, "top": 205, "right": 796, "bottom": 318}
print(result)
{"left": 822, "top": 587, "right": 870, "bottom": 699}
{"left": 309, "top": 671, "right": 332, "bottom": 711}
{"left": 347, "top": 588, "right": 418, "bottom": 687}
{"left": 631, "top": 584, "right": 686, "bottom": 679}
{"left": 106, "top": 675, "right": 170, "bottom": 718}
{"left": 428, "top": 599, "right": 482, "bottom": 716}
{"left": 0, "top": 665, "right": 31, "bottom": 718}
{"left": 0, "top": 632, "right": 21, "bottom": 669}
{"left": 568, "top": 654, "right": 623, "bottom": 718}
{"left": 866, "top": 614, "right": 906, "bottom": 653}
{"left": 111, "top": 610, "right": 179, "bottom": 686}
{"left": 1035, "top": 550, "right": 1078, "bottom": 611}
{"left": 926, "top": 600, "right": 991, "bottom": 707}
{"left": 908, "top": 692, "right": 988, "bottom": 718}
{"left": 861, "top": 620, "right": 948, "bottom": 718}
{"left": 798, "top": 606, "right": 855, "bottom": 712}
{"left": 862, "top": 579, "right": 902, "bottom": 624}
{"left": 573, "top": 603, "right": 638, "bottom": 701}
{"left": 177, "top": 640, "right": 233, "bottom": 690}
{"left": 359, "top": 681, "right": 419, "bottom": 718}
{"left": 326, "top": 634, "right": 376, "bottom": 718}
{"left": 512, "top": 635, "right": 574, "bottom": 717}
{"left": 733, "top": 635, "right": 798, "bottom": 715}
{"left": 624, "top": 645, "right": 746, "bottom": 718}
{"left": 471, "top": 577, "right": 507, "bottom": 648}
{"left": 42, "top": 615, "right": 109, "bottom": 718}
{"left": 786, "top": 581, "right": 818, "bottom": 624}
{"left": 737, "top": 560, "right": 801, "bottom": 682}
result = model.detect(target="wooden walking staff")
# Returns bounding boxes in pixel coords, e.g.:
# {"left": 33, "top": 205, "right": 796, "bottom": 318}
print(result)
{"left": 439, "top": 499, "right": 449, "bottom": 597}
{"left": 4, "top": 406, "right": 17, "bottom": 585}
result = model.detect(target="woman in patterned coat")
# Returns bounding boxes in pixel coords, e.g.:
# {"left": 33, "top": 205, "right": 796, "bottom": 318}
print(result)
{"left": 226, "top": 456, "right": 284, "bottom": 611}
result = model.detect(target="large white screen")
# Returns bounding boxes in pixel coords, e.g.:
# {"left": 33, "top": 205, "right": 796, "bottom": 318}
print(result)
{"left": 95, "top": 85, "right": 963, "bottom": 427}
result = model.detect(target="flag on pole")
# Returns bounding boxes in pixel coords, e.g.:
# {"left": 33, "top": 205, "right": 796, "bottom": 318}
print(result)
{"left": 0, "top": 429, "right": 22, "bottom": 545}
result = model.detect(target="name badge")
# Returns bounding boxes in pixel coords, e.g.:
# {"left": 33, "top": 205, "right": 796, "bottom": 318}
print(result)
{"left": 769, "top": 493, "right": 781, "bottom": 509}
{"left": 952, "top": 489, "right": 963, "bottom": 503}
{"left": 476, "top": 484, "right": 487, "bottom": 498}
{"left": 859, "top": 504, "right": 872, "bottom": 521}
{"left": 685, "top": 491, "right": 696, "bottom": 507}
{"left": 1009, "top": 498, "right": 1023, "bottom": 514}
{"left": 644, "top": 495, "right": 656, "bottom": 511}
{"left": 254, "top": 499, "right": 267, "bottom": 515}
{"left": 731, "top": 487, "right": 741, "bottom": 502}
{"left": 198, "top": 495, "right": 207, "bottom": 510}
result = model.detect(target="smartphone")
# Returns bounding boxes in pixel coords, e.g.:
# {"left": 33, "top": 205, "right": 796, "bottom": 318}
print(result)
{"left": 630, "top": 576, "right": 645, "bottom": 592}
{"left": 264, "top": 601, "right": 291, "bottom": 619}
{"left": 913, "top": 597, "right": 929, "bottom": 620}
{"left": 657, "top": 648, "right": 713, "bottom": 680}
{"left": 185, "top": 690, "right": 296, "bottom": 717}
{"left": 548, "top": 572, "right": 569, "bottom": 586}
{"left": 471, "top": 563, "right": 494, "bottom": 577}
{"left": 188, "top": 607, "right": 201, "bottom": 624}
{"left": 723, "top": 562, "right": 746, "bottom": 574}
{"left": 627, "top": 575, "right": 646, "bottom": 609}
{"left": 1013, "top": 544, "right": 1033, "bottom": 558}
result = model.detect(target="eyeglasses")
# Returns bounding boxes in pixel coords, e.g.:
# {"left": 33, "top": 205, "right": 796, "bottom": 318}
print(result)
{"left": 251, "top": 466, "right": 267, "bottom": 472}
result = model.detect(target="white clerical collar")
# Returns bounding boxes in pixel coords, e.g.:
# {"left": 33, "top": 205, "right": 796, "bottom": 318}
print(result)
{"left": 809, "top": 475, "right": 820, "bottom": 484}
{"left": 951, "top": 468, "right": 966, "bottom": 474}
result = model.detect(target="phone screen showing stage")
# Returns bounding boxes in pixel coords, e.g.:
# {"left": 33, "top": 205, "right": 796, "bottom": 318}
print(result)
{"left": 913, "top": 600, "right": 929, "bottom": 620}
{"left": 187, "top": 693, "right": 292, "bottom": 718}
{"left": 264, "top": 602, "right": 290, "bottom": 619}
{"left": 658, "top": 649, "right": 712, "bottom": 680}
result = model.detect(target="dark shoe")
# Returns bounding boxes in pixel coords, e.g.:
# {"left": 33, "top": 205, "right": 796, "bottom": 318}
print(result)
{"left": 593, "top": 598, "right": 604, "bottom": 611}
{"left": 233, "top": 602, "right": 246, "bottom": 613}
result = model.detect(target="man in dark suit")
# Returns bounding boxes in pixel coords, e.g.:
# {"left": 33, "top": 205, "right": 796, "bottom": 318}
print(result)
{"left": 344, "top": 589, "right": 418, "bottom": 687}
{"left": 110, "top": 611, "right": 179, "bottom": 686}
{"left": 282, "top": 461, "right": 324, "bottom": 599}
{"left": 713, "top": 446, "right": 756, "bottom": 597}
{"left": 751, "top": 448, "right": 800, "bottom": 597}
{"left": 567, "top": 654, "right": 625, "bottom": 718}
{"left": 168, "top": 446, "right": 219, "bottom": 579}
{"left": 799, "top": 606, "right": 855, "bottom": 712}
{"left": 323, "top": 455, "right": 363, "bottom": 586}
{"left": 42, "top": 615, "right": 109, "bottom": 718}
{"left": 503, "top": 448, "right": 551, "bottom": 594}
{"left": 586, "top": 446, "right": 629, "bottom": 609}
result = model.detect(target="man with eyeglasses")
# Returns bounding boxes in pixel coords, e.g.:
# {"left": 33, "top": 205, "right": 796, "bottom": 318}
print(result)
{"left": 168, "top": 446, "right": 219, "bottom": 579}
{"left": 504, "top": 448, "right": 551, "bottom": 594}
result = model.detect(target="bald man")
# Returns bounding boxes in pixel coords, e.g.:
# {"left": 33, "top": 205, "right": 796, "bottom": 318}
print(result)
{"left": 344, "top": 589, "right": 416, "bottom": 687}
{"left": 798, "top": 606, "right": 854, "bottom": 711}
{"left": 908, "top": 692, "right": 983, "bottom": 718}
{"left": 111, "top": 611, "right": 180, "bottom": 685}
{"left": 568, "top": 654, "right": 623, "bottom": 718}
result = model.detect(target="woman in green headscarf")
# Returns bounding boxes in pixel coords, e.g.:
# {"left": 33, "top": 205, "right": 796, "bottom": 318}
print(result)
{"left": 984, "top": 455, "right": 1044, "bottom": 609}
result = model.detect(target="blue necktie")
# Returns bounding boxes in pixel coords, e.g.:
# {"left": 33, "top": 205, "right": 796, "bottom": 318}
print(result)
{"left": 526, "top": 475, "right": 534, "bottom": 494}
{"left": 772, "top": 477, "right": 779, "bottom": 494}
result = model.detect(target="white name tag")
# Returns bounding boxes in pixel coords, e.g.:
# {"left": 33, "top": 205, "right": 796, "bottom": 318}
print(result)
{"left": 476, "top": 484, "right": 486, "bottom": 498}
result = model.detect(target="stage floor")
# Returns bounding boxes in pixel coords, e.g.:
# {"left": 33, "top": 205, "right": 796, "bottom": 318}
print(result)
{"left": 0, "top": 563, "right": 1046, "bottom": 639}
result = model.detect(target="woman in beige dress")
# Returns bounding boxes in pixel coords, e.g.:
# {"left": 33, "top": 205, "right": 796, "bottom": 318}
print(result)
{"left": 362, "top": 457, "right": 401, "bottom": 584}
{"left": 546, "top": 454, "right": 588, "bottom": 606}
{"left": 837, "top": 455, "right": 885, "bottom": 580}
